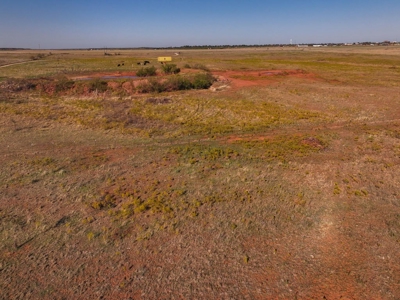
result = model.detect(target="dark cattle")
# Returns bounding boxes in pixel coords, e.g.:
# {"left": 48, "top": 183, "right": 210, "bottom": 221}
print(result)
{"left": 144, "top": 60, "right": 150, "bottom": 65}
{"left": 122, "top": 63, "right": 124, "bottom": 66}
{"left": 117, "top": 64, "right": 120, "bottom": 67}
{"left": 137, "top": 62, "right": 142, "bottom": 65}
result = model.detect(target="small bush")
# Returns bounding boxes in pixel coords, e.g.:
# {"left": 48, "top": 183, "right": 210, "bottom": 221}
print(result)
{"left": 136, "top": 78, "right": 166, "bottom": 93}
{"left": 30, "top": 53, "right": 46, "bottom": 60}
{"left": 191, "top": 73, "right": 215, "bottom": 89}
{"left": 136, "top": 66, "right": 157, "bottom": 77}
{"left": 136, "top": 72, "right": 215, "bottom": 93}
{"left": 55, "top": 77, "right": 74, "bottom": 92}
{"left": 164, "top": 75, "right": 193, "bottom": 91}
{"left": 88, "top": 78, "right": 108, "bottom": 92}
{"left": 148, "top": 78, "right": 166, "bottom": 93}
{"left": 161, "top": 64, "right": 180, "bottom": 75}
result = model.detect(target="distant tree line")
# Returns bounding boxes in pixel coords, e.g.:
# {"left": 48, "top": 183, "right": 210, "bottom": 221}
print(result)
{"left": 0, "top": 48, "right": 30, "bottom": 51}
{"left": 2, "top": 41, "right": 397, "bottom": 52}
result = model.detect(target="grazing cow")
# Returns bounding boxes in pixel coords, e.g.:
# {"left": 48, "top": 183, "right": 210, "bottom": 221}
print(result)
{"left": 117, "top": 64, "right": 120, "bottom": 67}
{"left": 137, "top": 62, "right": 142, "bottom": 65}
{"left": 144, "top": 60, "right": 150, "bottom": 64}
{"left": 122, "top": 63, "right": 124, "bottom": 66}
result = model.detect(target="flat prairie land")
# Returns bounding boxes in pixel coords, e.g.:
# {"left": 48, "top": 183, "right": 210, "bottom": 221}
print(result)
{"left": 1, "top": 46, "right": 400, "bottom": 299}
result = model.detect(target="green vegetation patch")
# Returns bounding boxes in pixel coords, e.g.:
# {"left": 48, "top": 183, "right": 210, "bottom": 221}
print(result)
{"left": 161, "top": 64, "right": 180, "bottom": 75}
{"left": 130, "top": 94, "right": 322, "bottom": 136}
{"left": 135, "top": 72, "right": 216, "bottom": 94}
{"left": 136, "top": 66, "right": 157, "bottom": 77}
{"left": 233, "top": 135, "right": 327, "bottom": 162}
{"left": 184, "top": 63, "right": 210, "bottom": 71}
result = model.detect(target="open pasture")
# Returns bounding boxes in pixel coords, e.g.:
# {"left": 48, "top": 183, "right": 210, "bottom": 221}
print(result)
{"left": 1, "top": 46, "right": 400, "bottom": 299}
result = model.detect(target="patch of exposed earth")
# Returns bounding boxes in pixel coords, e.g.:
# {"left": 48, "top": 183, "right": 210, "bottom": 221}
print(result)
{"left": 212, "top": 69, "right": 318, "bottom": 90}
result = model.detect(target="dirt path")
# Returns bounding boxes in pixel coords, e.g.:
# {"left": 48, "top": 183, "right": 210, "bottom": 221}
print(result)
{"left": 0, "top": 60, "right": 37, "bottom": 68}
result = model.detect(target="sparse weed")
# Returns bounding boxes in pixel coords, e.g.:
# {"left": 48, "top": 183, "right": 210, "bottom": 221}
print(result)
{"left": 169, "top": 144, "right": 238, "bottom": 162}
{"left": 354, "top": 189, "right": 368, "bottom": 196}
{"left": 333, "top": 183, "right": 341, "bottom": 195}
{"left": 90, "top": 193, "right": 116, "bottom": 210}
{"left": 243, "top": 255, "right": 250, "bottom": 264}
{"left": 87, "top": 231, "right": 95, "bottom": 241}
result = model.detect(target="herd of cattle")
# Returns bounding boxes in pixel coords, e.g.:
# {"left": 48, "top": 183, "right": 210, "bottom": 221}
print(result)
{"left": 117, "top": 61, "right": 150, "bottom": 67}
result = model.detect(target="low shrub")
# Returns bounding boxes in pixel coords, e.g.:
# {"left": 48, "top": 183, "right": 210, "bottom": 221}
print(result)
{"left": 136, "top": 66, "right": 157, "bottom": 77}
{"left": 88, "top": 78, "right": 108, "bottom": 92}
{"left": 55, "top": 77, "right": 74, "bottom": 92}
{"left": 136, "top": 78, "right": 166, "bottom": 93}
{"left": 161, "top": 64, "right": 180, "bottom": 75}
{"left": 164, "top": 72, "right": 216, "bottom": 91}
{"left": 30, "top": 53, "right": 46, "bottom": 60}
{"left": 164, "top": 76, "right": 192, "bottom": 91}
{"left": 136, "top": 72, "right": 215, "bottom": 93}
{"left": 191, "top": 73, "right": 215, "bottom": 89}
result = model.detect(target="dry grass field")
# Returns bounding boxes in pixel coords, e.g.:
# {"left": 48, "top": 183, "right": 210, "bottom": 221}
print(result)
{"left": 1, "top": 46, "right": 400, "bottom": 299}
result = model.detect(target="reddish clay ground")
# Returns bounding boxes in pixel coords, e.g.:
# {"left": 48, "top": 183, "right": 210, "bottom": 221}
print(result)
{"left": 212, "top": 69, "right": 318, "bottom": 89}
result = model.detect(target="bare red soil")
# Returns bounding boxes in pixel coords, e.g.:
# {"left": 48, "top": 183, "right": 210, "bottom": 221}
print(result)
{"left": 212, "top": 69, "right": 318, "bottom": 89}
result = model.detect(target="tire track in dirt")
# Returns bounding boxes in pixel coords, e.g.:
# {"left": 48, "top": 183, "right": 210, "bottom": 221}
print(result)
{"left": 310, "top": 202, "right": 359, "bottom": 298}
{"left": 223, "top": 118, "right": 400, "bottom": 143}
{"left": 301, "top": 189, "right": 396, "bottom": 298}
{"left": 0, "top": 60, "right": 38, "bottom": 68}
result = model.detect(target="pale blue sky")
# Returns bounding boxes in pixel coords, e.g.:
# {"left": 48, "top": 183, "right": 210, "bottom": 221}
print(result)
{"left": 1, "top": 0, "right": 399, "bottom": 49}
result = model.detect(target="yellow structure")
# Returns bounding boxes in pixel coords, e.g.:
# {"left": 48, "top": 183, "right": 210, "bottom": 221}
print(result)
{"left": 157, "top": 57, "right": 172, "bottom": 62}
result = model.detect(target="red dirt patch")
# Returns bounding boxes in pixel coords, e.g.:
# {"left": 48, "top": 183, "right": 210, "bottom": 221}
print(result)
{"left": 212, "top": 69, "right": 317, "bottom": 89}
